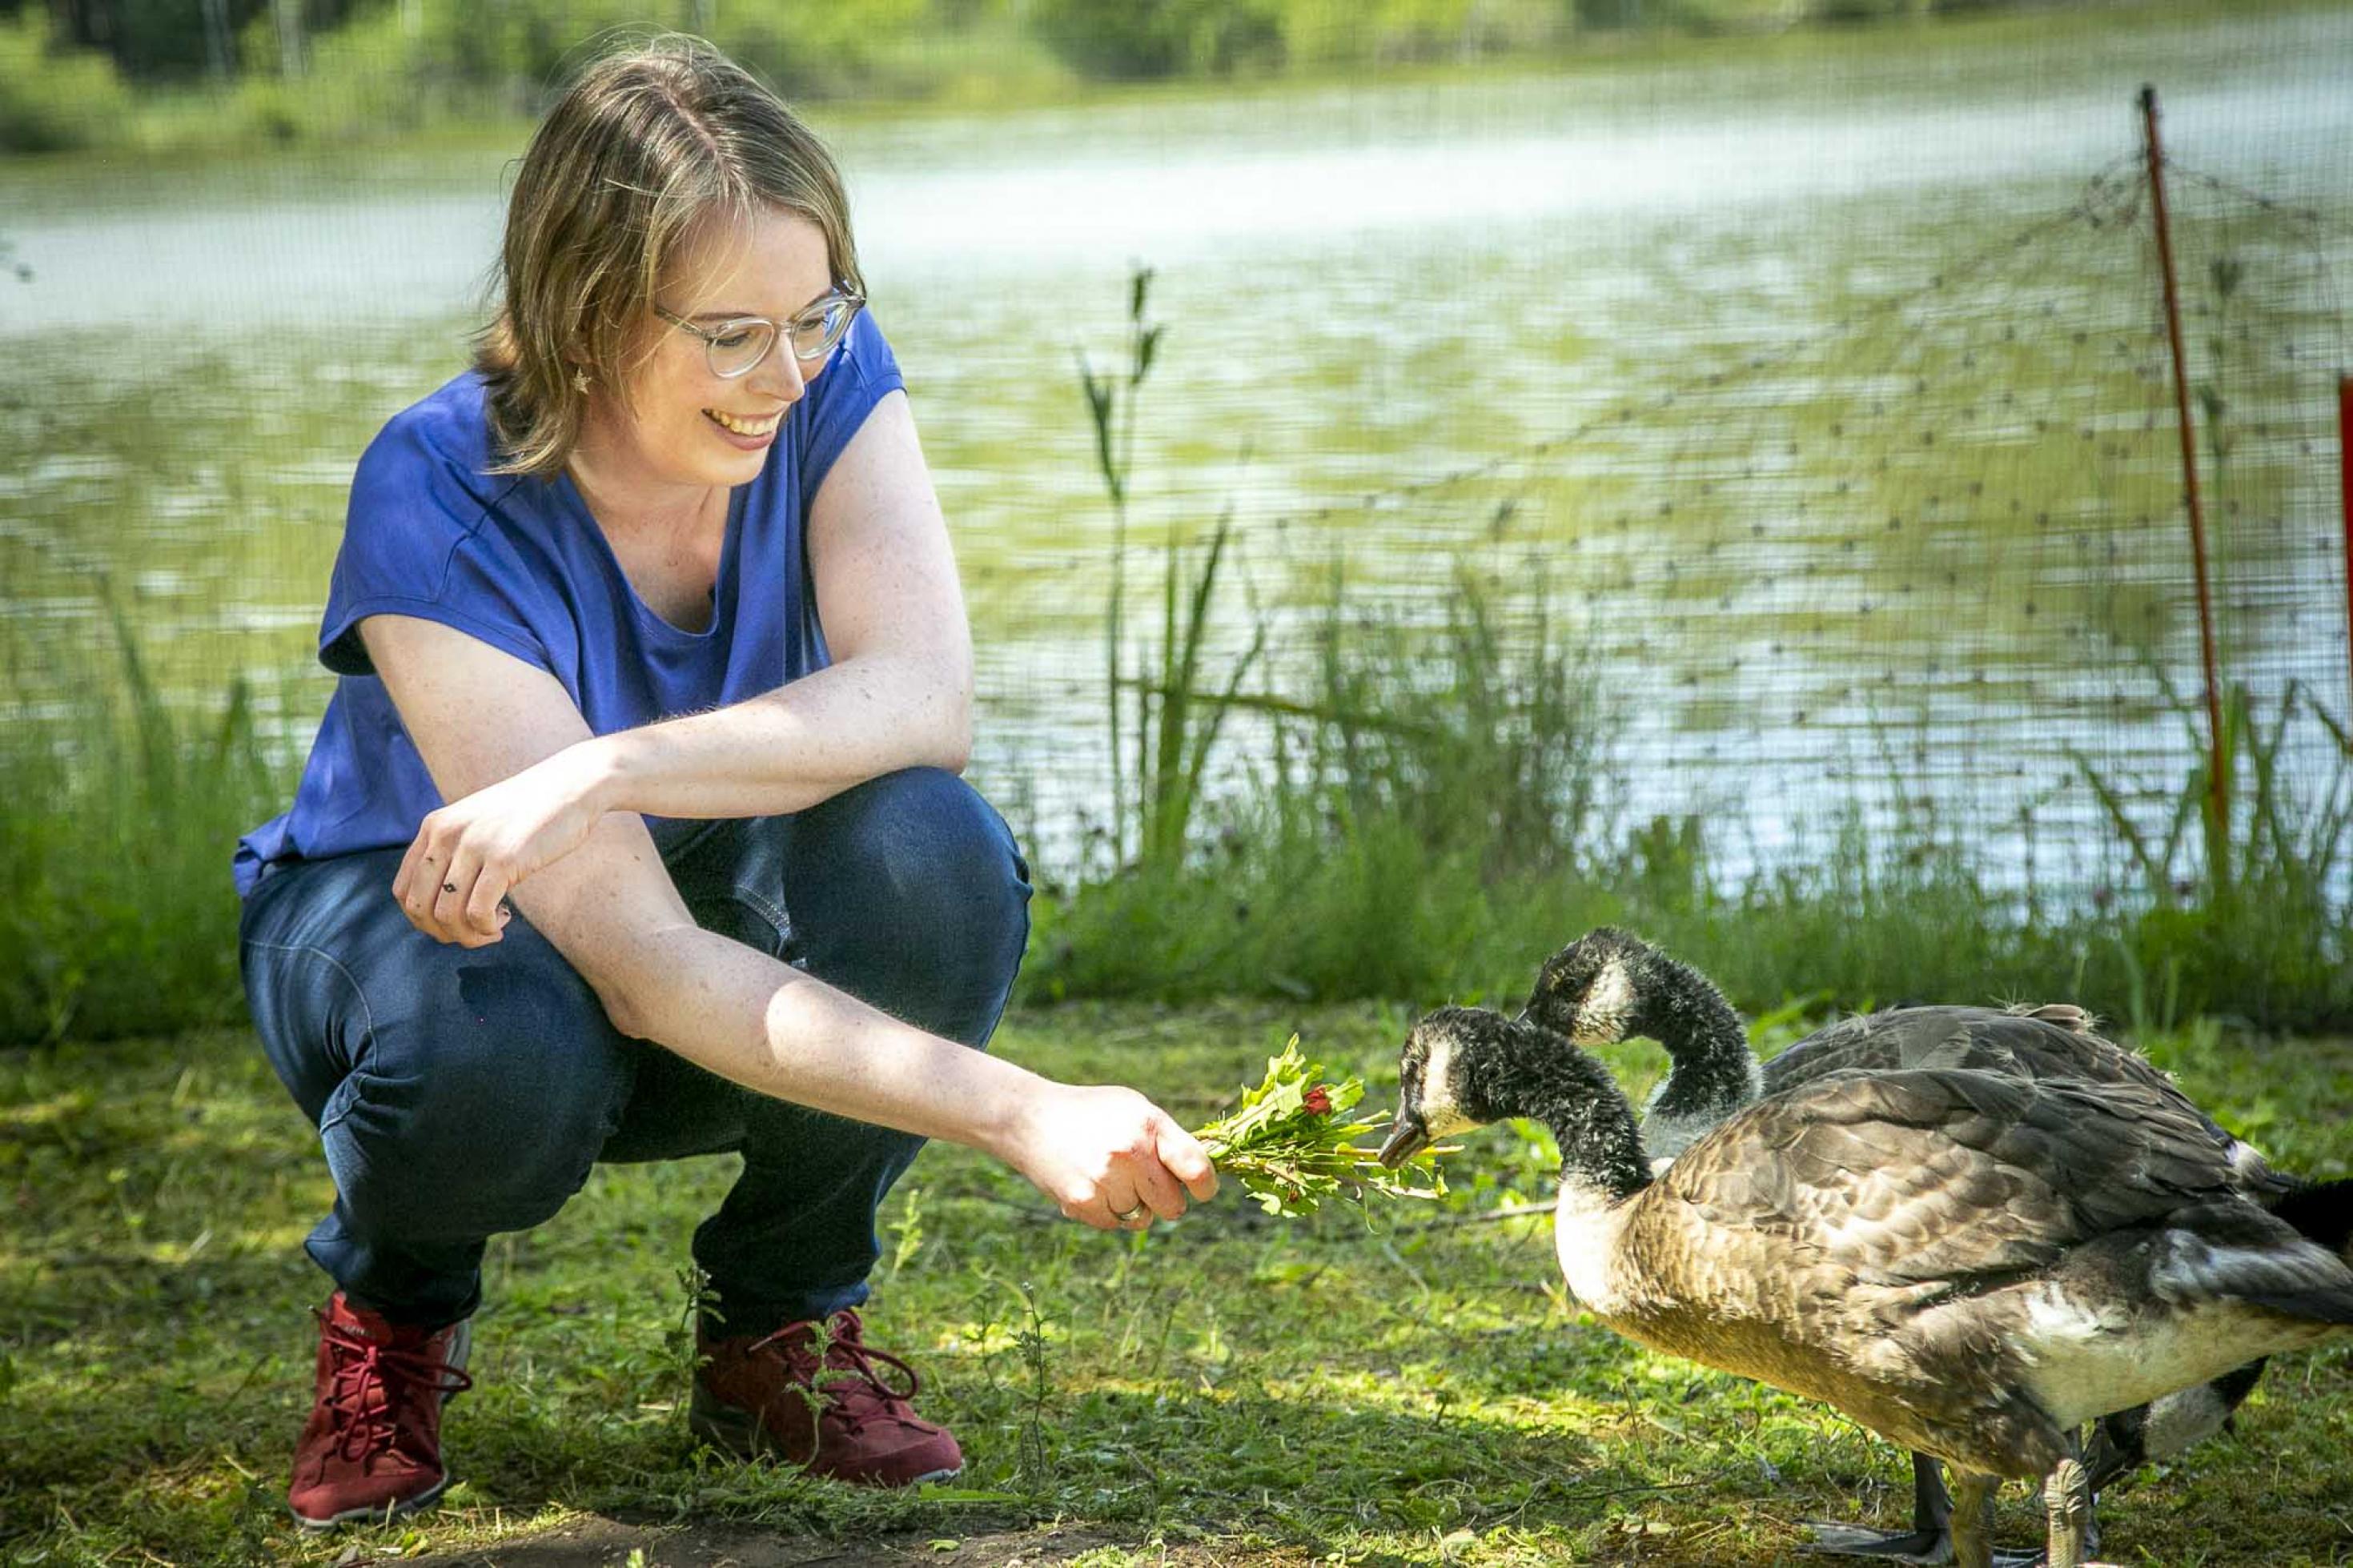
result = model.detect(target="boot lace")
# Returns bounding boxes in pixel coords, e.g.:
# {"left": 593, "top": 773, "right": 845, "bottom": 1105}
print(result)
{"left": 749, "top": 1309, "right": 922, "bottom": 1434}
{"left": 316, "top": 1309, "right": 475, "bottom": 1469}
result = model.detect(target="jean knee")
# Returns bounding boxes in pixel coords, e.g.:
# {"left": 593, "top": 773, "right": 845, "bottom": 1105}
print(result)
{"left": 327, "top": 946, "right": 630, "bottom": 1243}
{"left": 785, "top": 769, "right": 1030, "bottom": 1045}
{"left": 838, "top": 768, "right": 1030, "bottom": 956}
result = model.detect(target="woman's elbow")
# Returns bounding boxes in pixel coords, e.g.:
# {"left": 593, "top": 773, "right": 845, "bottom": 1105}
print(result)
{"left": 929, "top": 660, "right": 975, "bottom": 774}
{"left": 934, "top": 700, "right": 974, "bottom": 775}
{"left": 590, "top": 970, "right": 657, "bottom": 1041}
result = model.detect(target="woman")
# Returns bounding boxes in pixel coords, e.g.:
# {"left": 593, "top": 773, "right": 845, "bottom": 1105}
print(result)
{"left": 234, "top": 34, "right": 1215, "bottom": 1530}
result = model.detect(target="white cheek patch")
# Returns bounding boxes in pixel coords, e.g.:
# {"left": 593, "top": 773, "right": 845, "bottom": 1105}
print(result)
{"left": 1574, "top": 957, "right": 1638, "bottom": 1044}
{"left": 1414, "top": 1029, "right": 1478, "bottom": 1137}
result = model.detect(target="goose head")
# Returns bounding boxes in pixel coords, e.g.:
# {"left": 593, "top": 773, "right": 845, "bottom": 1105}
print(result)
{"left": 1379, "top": 1004, "right": 1513, "bottom": 1167}
{"left": 1379, "top": 1005, "right": 1652, "bottom": 1201}
{"left": 1521, "top": 928, "right": 1761, "bottom": 1164}
{"left": 1520, "top": 926, "right": 1659, "bottom": 1045}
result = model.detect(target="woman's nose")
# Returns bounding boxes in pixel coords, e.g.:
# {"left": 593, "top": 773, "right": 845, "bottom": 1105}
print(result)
{"left": 750, "top": 341, "right": 807, "bottom": 403}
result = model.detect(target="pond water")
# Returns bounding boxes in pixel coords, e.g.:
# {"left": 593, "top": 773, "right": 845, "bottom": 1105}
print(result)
{"left": 3, "top": 5, "right": 2348, "bottom": 887}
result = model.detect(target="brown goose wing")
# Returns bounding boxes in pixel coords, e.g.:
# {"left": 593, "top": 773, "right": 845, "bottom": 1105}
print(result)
{"left": 1763, "top": 1006, "right": 2154, "bottom": 1095}
{"left": 1653, "top": 1068, "right": 2247, "bottom": 1290}
{"left": 1759, "top": 1007, "right": 2277, "bottom": 1182}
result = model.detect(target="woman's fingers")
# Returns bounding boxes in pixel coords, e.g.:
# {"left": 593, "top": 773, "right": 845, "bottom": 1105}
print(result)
{"left": 393, "top": 819, "right": 508, "bottom": 947}
{"left": 1122, "top": 1141, "right": 1189, "bottom": 1223}
{"left": 1098, "top": 1183, "right": 1151, "bottom": 1229}
{"left": 1155, "top": 1116, "right": 1220, "bottom": 1202}
{"left": 457, "top": 851, "right": 514, "bottom": 939}
{"left": 1100, "top": 1110, "right": 1214, "bottom": 1226}
{"left": 1015, "top": 1085, "right": 1226, "bottom": 1232}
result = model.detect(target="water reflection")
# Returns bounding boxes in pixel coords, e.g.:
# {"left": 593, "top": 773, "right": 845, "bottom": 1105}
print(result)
{"left": 2, "top": 10, "right": 2348, "bottom": 890}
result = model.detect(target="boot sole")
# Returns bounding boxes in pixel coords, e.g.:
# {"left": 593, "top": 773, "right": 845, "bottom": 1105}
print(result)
{"left": 290, "top": 1472, "right": 452, "bottom": 1533}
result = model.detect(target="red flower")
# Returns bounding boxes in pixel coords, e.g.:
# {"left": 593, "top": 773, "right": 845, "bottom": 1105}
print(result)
{"left": 1302, "top": 1084, "right": 1333, "bottom": 1117}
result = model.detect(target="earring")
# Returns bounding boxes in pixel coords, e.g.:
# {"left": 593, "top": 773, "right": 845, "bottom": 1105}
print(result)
{"left": 573, "top": 367, "right": 592, "bottom": 394}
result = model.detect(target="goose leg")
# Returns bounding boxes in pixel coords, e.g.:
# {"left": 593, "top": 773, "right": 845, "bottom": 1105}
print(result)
{"left": 1803, "top": 1452, "right": 1953, "bottom": 1562}
{"left": 1947, "top": 1472, "right": 2001, "bottom": 1568}
{"left": 1804, "top": 1454, "right": 2046, "bottom": 1566}
{"left": 2042, "top": 1456, "right": 2090, "bottom": 1568}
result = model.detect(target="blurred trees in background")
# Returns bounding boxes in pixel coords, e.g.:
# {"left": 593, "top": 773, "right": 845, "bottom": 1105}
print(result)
{"left": 0, "top": 0, "right": 2122, "bottom": 151}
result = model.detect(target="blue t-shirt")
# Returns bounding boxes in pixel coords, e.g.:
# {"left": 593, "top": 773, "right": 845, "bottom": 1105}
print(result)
{"left": 233, "top": 311, "right": 905, "bottom": 897}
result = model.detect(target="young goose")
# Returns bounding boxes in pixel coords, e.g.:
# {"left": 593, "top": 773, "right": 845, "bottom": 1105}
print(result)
{"left": 1379, "top": 1005, "right": 2353, "bottom": 1568}
{"left": 1517, "top": 928, "right": 2303, "bottom": 1561}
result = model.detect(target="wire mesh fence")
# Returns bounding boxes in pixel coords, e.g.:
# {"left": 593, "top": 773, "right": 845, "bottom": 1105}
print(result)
{"left": 2, "top": 2, "right": 2347, "bottom": 924}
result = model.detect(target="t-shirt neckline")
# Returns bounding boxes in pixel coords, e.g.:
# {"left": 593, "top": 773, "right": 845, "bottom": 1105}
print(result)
{"left": 553, "top": 469, "right": 749, "bottom": 642}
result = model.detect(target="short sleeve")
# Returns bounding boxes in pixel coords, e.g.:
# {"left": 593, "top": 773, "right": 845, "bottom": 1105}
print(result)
{"left": 795, "top": 309, "right": 906, "bottom": 515}
{"left": 319, "top": 411, "right": 556, "bottom": 679}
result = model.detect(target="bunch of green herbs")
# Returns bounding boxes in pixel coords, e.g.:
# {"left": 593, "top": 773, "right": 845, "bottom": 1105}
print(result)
{"left": 1191, "top": 1035, "right": 1448, "bottom": 1215}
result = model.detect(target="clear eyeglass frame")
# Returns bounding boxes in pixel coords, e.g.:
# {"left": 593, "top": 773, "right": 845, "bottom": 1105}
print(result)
{"left": 654, "top": 285, "right": 865, "bottom": 379}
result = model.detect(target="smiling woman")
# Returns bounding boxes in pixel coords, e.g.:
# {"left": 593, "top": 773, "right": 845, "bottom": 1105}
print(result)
{"left": 227, "top": 32, "right": 1216, "bottom": 1538}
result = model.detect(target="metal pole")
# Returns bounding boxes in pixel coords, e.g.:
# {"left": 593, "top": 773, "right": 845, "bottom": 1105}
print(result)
{"left": 2340, "top": 374, "right": 2352, "bottom": 718}
{"left": 2140, "top": 84, "right": 2229, "bottom": 864}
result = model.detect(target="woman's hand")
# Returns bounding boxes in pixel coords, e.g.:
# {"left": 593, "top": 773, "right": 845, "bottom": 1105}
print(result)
{"left": 994, "top": 1083, "right": 1220, "bottom": 1230}
{"left": 390, "top": 740, "right": 612, "bottom": 945}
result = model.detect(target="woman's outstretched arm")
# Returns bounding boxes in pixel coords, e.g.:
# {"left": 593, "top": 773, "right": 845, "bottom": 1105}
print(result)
{"left": 361, "top": 609, "right": 1215, "bottom": 1232}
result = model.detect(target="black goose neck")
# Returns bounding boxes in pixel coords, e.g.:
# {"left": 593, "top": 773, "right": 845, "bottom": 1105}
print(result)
{"left": 1466, "top": 1018, "right": 1651, "bottom": 1202}
{"left": 1634, "top": 948, "right": 1753, "bottom": 1119}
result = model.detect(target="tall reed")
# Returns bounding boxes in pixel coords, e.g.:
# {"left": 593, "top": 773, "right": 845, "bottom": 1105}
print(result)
{"left": 1027, "top": 276, "right": 2353, "bottom": 1031}
{"left": 0, "top": 604, "right": 291, "bottom": 1045}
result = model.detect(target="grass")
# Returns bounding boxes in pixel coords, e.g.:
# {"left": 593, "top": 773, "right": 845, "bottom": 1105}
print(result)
{"left": 0, "top": 605, "right": 289, "bottom": 1048}
{"left": 2, "top": 1002, "right": 2349, "bottom": 1566}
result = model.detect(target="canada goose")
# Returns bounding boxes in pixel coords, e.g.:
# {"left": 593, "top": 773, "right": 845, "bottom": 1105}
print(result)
{"left": 1518, "top": 928, "right": 2316, "bottom": 1562}
{"left": 1379, "top": 1005, "right": 2353, "bottom": 1568}
{"left": 1523, "top": 928, "right": 2279, "bottom": 1187}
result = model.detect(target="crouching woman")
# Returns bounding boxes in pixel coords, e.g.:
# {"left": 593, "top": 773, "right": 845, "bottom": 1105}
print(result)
{"left": 233, "top": 34, "right": 1214, "bottom": 1530}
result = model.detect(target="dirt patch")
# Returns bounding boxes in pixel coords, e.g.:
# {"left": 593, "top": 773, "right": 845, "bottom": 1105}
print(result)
{"left": 396, "top": 1520, "right": 1128, "bottom": 1568}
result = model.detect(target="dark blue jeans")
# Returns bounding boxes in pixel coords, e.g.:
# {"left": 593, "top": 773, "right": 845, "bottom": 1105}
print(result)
{"left": 240, "top": 767, "right": 1030, "bottom": 1337}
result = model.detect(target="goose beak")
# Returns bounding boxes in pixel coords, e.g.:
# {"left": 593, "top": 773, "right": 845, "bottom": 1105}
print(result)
{"left": 1378, "top": 1110, "right": 1429, "bottom": 1168}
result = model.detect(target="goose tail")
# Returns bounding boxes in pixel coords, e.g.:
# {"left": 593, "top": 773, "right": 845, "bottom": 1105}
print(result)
{"left": 2270, "top": 1175, "right": 2353, "bottom": 1264}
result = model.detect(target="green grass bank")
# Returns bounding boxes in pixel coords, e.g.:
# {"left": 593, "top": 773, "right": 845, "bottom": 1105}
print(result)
{"left": 2, "top": 1004, "right": 2348, "bottom": 1565}
{"left": 0, "top": 0, "right": 2336, "bottom": 159}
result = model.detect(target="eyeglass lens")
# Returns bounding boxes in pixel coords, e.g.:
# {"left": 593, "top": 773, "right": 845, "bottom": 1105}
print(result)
{"left": 708, "top": 297, "right": 857, "bottom": 377}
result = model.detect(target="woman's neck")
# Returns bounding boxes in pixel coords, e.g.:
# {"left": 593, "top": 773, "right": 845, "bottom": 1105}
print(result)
{"left": 568, "top": 416, "right": 728, "bottom": 539}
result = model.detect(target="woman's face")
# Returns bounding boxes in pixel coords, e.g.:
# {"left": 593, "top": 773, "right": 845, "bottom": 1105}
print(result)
{"left": 585, "top": 205, "right": 839, "bottom": 494}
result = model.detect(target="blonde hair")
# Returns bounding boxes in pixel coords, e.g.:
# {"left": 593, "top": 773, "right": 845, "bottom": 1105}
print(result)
{"left": 473, "top": 34, "right": 863, "bottom": 479}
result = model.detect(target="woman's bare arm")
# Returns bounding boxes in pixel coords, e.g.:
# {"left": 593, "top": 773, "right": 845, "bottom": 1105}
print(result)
{"left": 360, "top": 612, "right": 1214, "bottom": 1230}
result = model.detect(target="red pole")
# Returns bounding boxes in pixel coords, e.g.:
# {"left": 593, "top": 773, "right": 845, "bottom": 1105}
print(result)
{"left": 2141, "top": 84, "right": 2229, "bottom": 860}
{"left": 2341, "top": 374, "right": 2352, "bottom": 717}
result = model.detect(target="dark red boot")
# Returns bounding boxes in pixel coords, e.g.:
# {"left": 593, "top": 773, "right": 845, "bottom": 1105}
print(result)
{"left": 691, "top": 1308, "right": 962, "bottom": 1486}
{"left": 287, "top": 1292, "right": 473, "bottom": 1530}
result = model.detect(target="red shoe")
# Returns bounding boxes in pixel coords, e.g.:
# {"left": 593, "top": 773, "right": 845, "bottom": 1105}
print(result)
{"left": 287, "top": 1292, "right": 474, "bottom": 1530}
{"left": 690, "top": 1308, "right": 963, "bottom": 1486}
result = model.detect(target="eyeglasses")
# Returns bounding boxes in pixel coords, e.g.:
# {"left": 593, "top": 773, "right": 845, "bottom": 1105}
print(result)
{"left": 654, "top": 284, "right": 865, "bottom": 379}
